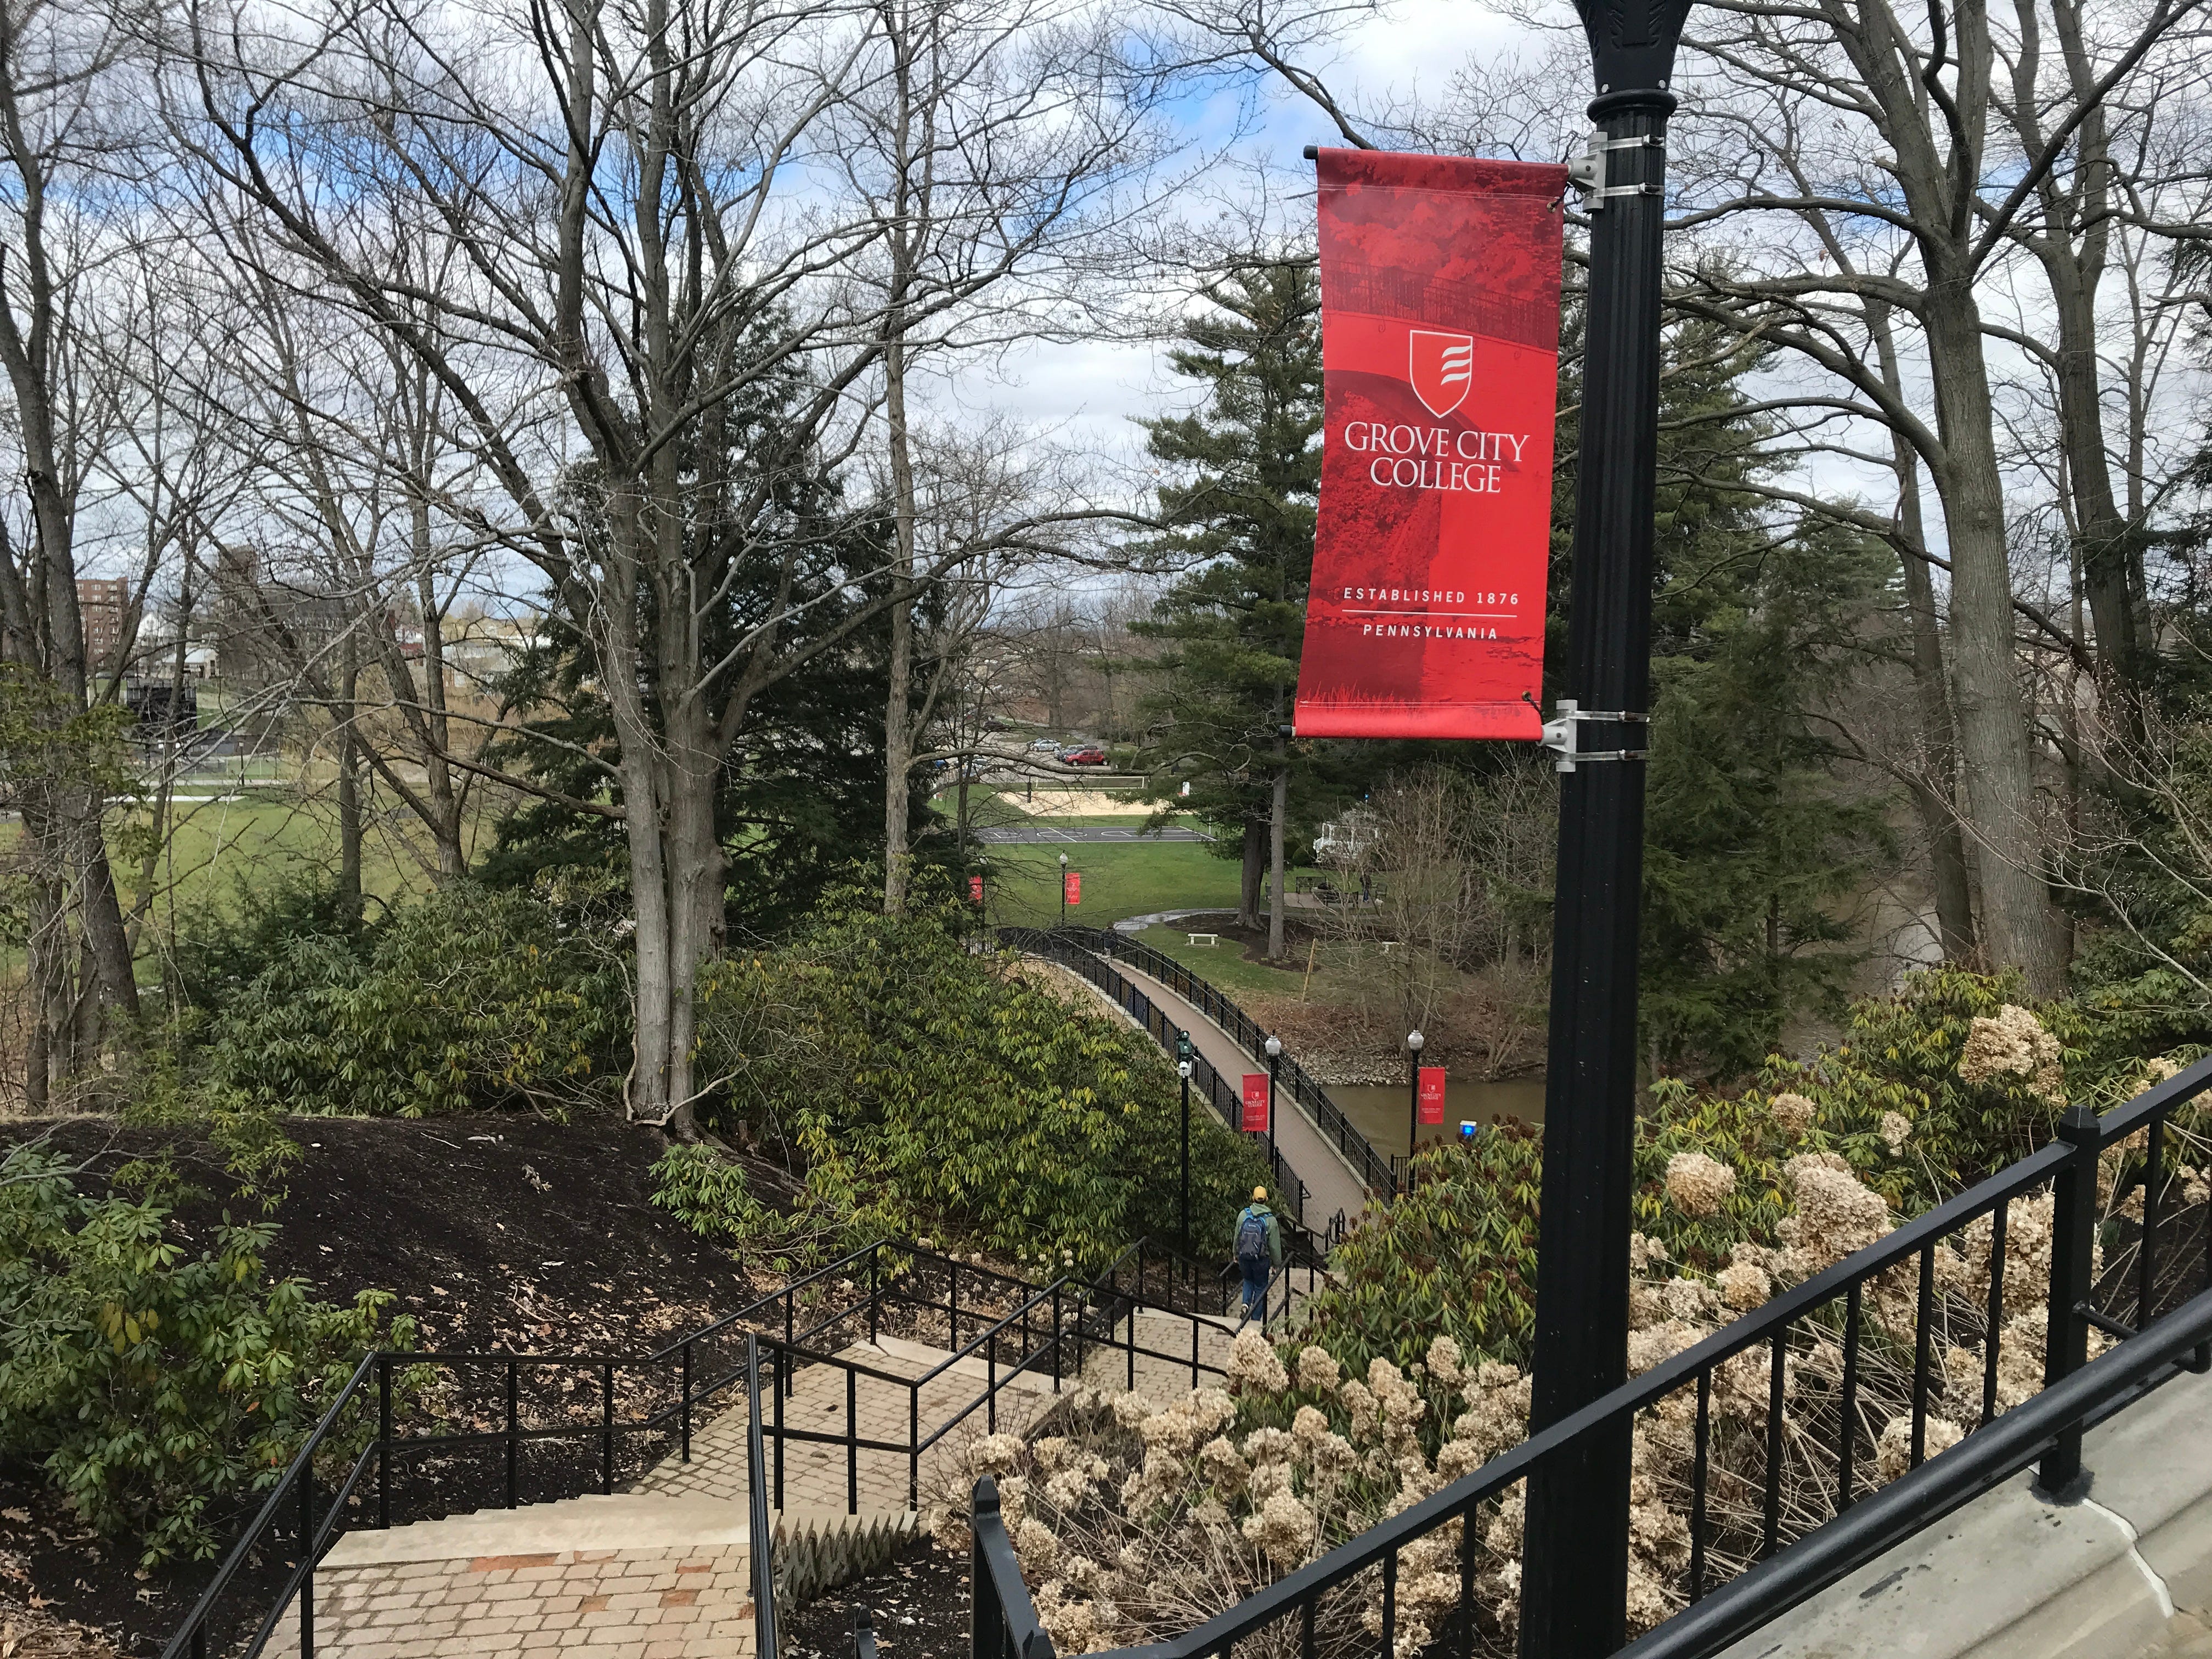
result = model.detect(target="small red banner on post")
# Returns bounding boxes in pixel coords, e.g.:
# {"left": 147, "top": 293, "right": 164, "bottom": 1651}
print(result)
{"left": 1419, "top": 1066, "right": 1448, "bottom": 1126}
{"left": 969, "top": 875, "right": 984, "bottom": 905}
{"left": 1297, "top": 149, "right": 1568, "bottom": 740}
{"left": 1063, "top": 871, "right": 1081, "bottom": 906}
{"left": 1242, "top": 1073, "right": 1271, "bottom": 1133}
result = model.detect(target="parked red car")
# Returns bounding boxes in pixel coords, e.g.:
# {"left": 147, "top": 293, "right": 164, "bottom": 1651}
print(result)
{"left": 1061, "top": 747, "right": 1108, "bottom": 766}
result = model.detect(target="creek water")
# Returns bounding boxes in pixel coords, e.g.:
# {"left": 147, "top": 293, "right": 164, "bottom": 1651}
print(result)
{"left": 1325, "top": 1077, "right": 1547, "bottom": 1159}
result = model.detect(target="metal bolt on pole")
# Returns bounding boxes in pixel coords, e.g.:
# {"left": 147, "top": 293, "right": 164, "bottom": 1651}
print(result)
{"left": 1519, "top": 2, "right": 1690, "bottom": 1654}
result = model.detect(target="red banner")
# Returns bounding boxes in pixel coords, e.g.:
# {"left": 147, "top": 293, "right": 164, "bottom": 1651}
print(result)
{"left": 1242, "top": 1073, "right": 1271, "bottom": 1133}
{"left": 1297, "top": 150, "right": 1568, "bottom": 740}
{"left": 969, "top": 875, "right": 985, "bottom": 905}
{"left": 1419, "top": 1065, "right": 1448, "bottom": 1126}
{"left": 1063, "top": 871, "right": 1081, "bottom": 906}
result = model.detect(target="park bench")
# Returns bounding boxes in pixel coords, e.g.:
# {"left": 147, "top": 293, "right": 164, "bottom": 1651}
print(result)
{"left": 1187, "top": 932, "right": 1220, "bottom": 947}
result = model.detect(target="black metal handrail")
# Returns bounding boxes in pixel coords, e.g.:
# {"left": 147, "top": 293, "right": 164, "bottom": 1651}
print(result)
{"left": 162, "top": 1238, "right": 1055, "bottom": 1659}
{"left": 746, "top": 1335, "right": 778, "bottom": 1659}
{"left": 972, "top": 1053, "right": 2212, "bottom": 1659}
{"left": 974, "top": 1476, "right": 1053, "bottom": 1659}
{"left": 1000, "top": 927, "right": 1320, "bottom": 1234}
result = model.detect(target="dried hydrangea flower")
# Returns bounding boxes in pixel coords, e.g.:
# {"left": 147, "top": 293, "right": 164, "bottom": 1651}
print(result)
{"left": 1665, "top": 1150, "right": 1736, "bottom": 1218}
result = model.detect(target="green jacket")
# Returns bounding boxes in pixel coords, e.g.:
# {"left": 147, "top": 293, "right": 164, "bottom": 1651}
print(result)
{"left": 1234, "top": 1203, "right": 1283, "bottom": 1270}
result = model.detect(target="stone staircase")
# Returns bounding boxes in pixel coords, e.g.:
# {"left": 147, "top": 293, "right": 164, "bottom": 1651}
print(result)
{"left": 259, "top": 1332, "right": 1070, "bottom": 1659}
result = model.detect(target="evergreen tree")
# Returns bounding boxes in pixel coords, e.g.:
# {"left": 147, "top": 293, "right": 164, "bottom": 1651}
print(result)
{"left": 1130, "top": 263, "right": 1323, "bottom": 952}
{"left": 476, "top": 320, "right": 921, "bottom": 937}
{"left": 1632, "top": 324, "right": 1896, "bottom": 1076}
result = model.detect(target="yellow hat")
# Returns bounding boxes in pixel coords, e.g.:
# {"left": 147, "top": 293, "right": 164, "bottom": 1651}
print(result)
{"left": 1252, "top": 1186, "right": 1268, "bottom": 1201}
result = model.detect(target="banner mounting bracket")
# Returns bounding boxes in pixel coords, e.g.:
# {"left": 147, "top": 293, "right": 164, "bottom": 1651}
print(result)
{"left": 1538, "top": 699, "right": 1650, "bottom": 772}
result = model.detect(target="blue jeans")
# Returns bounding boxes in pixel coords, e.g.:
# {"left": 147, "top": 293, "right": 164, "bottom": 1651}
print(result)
{"left": 1242, "top": 1263, "right": 1271, "bottom": 1314}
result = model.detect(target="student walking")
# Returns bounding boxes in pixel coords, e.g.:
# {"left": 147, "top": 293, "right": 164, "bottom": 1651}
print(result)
{"left": 1233, "top": 1186, "right": 1283, "bottom": 1318}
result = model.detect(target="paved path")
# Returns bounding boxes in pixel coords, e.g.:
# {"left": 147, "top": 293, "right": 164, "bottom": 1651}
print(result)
{"left": 975, "top": 825, "right": 1212, "bottom": 844}
{"left": 1104, "top": 958, "right": 1372, "bottom": 1232}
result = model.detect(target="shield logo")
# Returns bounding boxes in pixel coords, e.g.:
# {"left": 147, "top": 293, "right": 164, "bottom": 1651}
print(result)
{"left": 1408, "top": 330, "right": 1475, "bottom": 417}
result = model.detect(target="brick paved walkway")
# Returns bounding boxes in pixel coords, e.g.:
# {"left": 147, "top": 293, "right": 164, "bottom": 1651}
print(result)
{"left": 267, "top": 1540, "right": 757, "bottom": 1659}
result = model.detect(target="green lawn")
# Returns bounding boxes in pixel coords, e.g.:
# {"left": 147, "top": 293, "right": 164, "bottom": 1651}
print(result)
{"left": 981, "top": 840, "right": 1243, "bottom": 928}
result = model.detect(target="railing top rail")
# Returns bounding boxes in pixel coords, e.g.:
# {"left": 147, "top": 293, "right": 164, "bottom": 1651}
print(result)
{"left": 159, "top": 1350, "right": 381, "bottom": 1659}
{"left": 1614, "top": 1138, "right": 2074, "bottom": 1402}
{"left": 1617, "top": 1284, "right": 2212, "bottom": 1659}
{"left": 647, "top": 1238, "right": 884, "bottom": 1360}
{"left": 2090, "top": 1049, "right": 2212, "bottom": 1144}
{"left": 913, "top": 1280, "right": 1070, "bottom": 1387}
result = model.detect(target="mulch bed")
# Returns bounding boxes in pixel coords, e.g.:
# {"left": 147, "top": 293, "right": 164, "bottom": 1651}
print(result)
{"left": 784, "top": 1534, "right": 972, "bottom": 1659}
{"left": 0, "top": 1110, "right": 799, "bottom": 1656}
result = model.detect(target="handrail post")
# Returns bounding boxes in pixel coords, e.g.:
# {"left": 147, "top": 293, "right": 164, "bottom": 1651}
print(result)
{"left": 377, "top": 1354, "right": 392, "bottom": 1530}
{"left": 505, "top": 1357, "right": 520, "bottom": 1507}
{"left": 601, "top": 1361, "right": 616, "bottom": 1494}
{"left": 972, "top": 1477, "right": 1009, "bottom": 1659}
{"left": 682, "top": 1340, "right": 694, "bottom": 1464}
{"left": 870, "top": 1245, "right": 881, "bottom": 1346}
{"left": 298, "top": 1471, "right": 316, "bottom": 1659}
{"left": 2039, "top": 1102, "right": 2102, "bottom": 1496}
{"left": 1051, "top": 1284, "right": 1063, "bottom": 1391}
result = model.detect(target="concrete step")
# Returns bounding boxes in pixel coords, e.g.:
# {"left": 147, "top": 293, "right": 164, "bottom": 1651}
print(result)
{"left": 324, "top": 1491, "right": 752, "bottom": 1567}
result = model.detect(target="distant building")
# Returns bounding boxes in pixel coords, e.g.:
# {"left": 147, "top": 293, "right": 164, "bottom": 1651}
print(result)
{"left": 76, "top": 578, "right": 129, "bottom": 674}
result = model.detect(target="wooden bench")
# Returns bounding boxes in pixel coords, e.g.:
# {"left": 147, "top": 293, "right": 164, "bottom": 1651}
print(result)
{"left": 1187, "top": 932, "right": 1220, "bottom": 947}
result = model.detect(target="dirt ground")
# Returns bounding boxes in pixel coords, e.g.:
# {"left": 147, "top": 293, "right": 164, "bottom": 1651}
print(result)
{"left": 0, "top": 1110, "right": 795, "bottom": 1655}
{"left": 783, "top": 1534, "right": 970, "bottom": 1659}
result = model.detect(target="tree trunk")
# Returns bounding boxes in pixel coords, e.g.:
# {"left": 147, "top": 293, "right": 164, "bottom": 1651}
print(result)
{"left": 1268, "top": 738, "right": 1288, "bottom": 960}
{"left": 1868, "top": 300, "right": 1977, "bottom": 963}
{"left": 1238, "top": 817, "right": 1264, "bottom": 930}
{"left": 337, "top": 634, "right": 363, "bottom": 920}
{"left": 1921, "top": 276, "right": 2070, "bottom": 992}
{"left": 882, "top": 325, "right": 918, "bottom": 915}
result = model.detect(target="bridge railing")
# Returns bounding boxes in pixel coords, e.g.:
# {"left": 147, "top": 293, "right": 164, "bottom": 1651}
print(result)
{"left": 973, "top": 1053, "right": 2212, "bottom": 1659}
{"left": 1042, "top": 924, "right": 1399, "bottom": 1203}
{"left": 1002, "top": 927, "right": 1321, "bottom": 1237}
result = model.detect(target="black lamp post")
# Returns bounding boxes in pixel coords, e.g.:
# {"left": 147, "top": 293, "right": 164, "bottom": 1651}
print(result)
{"left": 1404, "top": 1029, "right": 1425, "bottom": 1170}
{"left": 1176, "top": 1029, "right": 1194, "bottom": 1257}
{"left": 1262, "top": 1034, "right": 1282, "bottom": 1183}
{"left": 1058, "top": 853, "right": 1068, "bottom": 929}
{"left": 1519, "top": 2, "right": 1689, "bottom": 1656}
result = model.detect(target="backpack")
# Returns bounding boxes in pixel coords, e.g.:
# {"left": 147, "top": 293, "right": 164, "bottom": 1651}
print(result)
{"left": 1235, "top": 1207, "right": 1271, "bottom": 1269}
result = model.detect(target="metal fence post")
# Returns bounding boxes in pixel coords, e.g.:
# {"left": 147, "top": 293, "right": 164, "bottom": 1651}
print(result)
{"left": 504, "top": 1358, "right": 520, "bottom": 1507}
{"left": 298, "top": 1472, "right": 315, "bottom": 1659}
{"left": 2039, "top": 1103, "right": 2101, "bottom": 1495}
{"left": 681, "top": 1341, "right": 693, "bottom": 1464}
{"left": 601, "top": 1361, "right": 615, "bottom": 1494}
{"left": 377, "top": 1355, "right": 392, "bottom": 1530}
{"left": 973, "top": 1477, "right": 1009, "bottom": 1659}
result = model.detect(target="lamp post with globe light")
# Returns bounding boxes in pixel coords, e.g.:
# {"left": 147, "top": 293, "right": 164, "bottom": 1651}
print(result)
{"left": 1262, "top": 1035, "right": 1283, "bottom": 1182}
{"left": 1176, "top": 1030, "right": 1194, "bottom": 1257}
{"left": 1518, "top": 0, "right": 1693, "bottom": 1654}
{"left": 1057, "top": 853, "right": 1068, "bottom": 929}
{"left": 1404, "top": 1029, "right": 1425, "bottom": 1178}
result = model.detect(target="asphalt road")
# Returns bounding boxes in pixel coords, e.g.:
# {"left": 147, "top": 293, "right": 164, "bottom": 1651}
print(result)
{"left": 973, "top": 825, "right": 1214, "bottom": 844}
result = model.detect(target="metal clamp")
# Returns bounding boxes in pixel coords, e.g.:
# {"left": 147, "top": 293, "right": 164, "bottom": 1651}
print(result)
{"left": 1566, "top": 131, "right": 1666, "bottom": 210}
{"left": 1538, "top": 699, "right": 1650, "bottom": 772}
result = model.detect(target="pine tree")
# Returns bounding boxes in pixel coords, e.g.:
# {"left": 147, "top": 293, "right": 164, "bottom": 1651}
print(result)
{"left": 1130, "top": 263, "right": 1322, "bottom": 953}
{"left": 1633, "top": 323, "right": 1896, "bottom": 1075}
